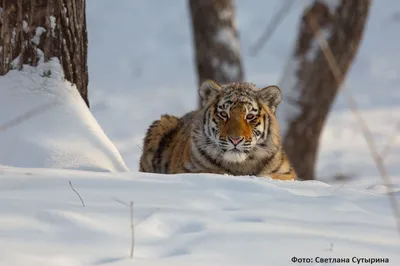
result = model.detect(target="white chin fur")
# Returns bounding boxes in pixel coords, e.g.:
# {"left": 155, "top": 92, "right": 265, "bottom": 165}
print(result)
{"left": 223, "top": 151, "right": 248, "bottom": 163}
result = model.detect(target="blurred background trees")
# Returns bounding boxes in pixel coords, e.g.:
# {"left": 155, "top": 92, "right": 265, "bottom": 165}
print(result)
{"left": 189, "top": 0, "right": 372, "bottom": 180}
{"left": 0, "top": 0, "right": 89, "bottom": 107}
{"left": 279, "top": 0, "right": 372, "bottom": 180}
{"left": 189, "top": 0, "right": 244, "bottom": 106}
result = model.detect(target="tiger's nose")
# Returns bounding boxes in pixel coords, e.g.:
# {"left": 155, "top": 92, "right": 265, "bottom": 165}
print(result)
{"left": 228, "top": 136, "right": 244, "bottom": 145}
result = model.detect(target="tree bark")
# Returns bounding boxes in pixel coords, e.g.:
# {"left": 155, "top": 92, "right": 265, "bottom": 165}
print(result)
{"left": 278, "top": 0, "right": 371, "bottom": 180}
{"left": 189, "top": 0, "right": 244, "bottom": 107}
{"left": 0, "top": 0, "right": 89, "bottom": 107}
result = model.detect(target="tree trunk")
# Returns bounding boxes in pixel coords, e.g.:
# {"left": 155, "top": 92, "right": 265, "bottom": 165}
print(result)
{"left": 278, "top": 0, "right": 371, "bottom": 180}
{"left": 0, "top": 0, "right": 89, "bottom": 107}
{"left": 189, "top": 0, "right": 244, "bottom": 107}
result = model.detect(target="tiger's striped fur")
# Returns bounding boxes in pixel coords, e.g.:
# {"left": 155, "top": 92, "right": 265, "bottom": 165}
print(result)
{"left": 139, "top": 80, "right": 296, "bottom": 181}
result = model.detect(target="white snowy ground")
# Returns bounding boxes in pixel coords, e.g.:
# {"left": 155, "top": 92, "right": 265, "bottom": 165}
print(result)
{"left": 1, "top": 166, "right": 399, "bottom": 266}
{"left": 1, "top": 0, "right": 400, "bottom": 265}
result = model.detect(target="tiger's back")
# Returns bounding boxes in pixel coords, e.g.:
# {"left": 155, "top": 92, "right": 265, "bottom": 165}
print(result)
{"left": 139, "top": 80, "right": 297, "bottom": 180}
{"left": 139, "top": 111, "right": 196, "bottom": 174}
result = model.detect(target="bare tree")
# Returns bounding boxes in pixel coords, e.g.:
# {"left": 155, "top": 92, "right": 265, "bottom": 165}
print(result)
{"left": 0, "top": 0, "right": 89, "bottom": 107}
{"left": 189, "top": 0, "right": 244, "bottom": 106}
{"left": 278, "top": 0, "right": 371, "bottom": 180}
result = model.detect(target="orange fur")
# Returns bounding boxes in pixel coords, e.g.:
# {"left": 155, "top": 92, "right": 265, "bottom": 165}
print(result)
{"left": 139, "top": 80, "right": 296, "bottom": 181}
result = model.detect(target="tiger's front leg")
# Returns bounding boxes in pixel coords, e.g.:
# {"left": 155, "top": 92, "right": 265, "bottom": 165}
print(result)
{"left": 268, "top": 173, "right": 296, "bottom": 181}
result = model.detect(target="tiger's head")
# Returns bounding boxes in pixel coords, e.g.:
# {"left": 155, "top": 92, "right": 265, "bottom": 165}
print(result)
{"left": 194, "top": 79, "right": 282, "bottom": 164}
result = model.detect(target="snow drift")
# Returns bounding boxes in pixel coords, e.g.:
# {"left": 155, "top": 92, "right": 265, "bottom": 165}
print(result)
{"left": 0, "top": 59, "right": 128, "bottom": 172}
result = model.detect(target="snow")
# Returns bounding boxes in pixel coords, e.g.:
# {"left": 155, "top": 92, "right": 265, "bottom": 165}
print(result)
{"left": 213, "top": 26, "right": 242, "bottom": 80}
{"left": 23, "top": 20, "right": 29, "bottom": 33}
{"left": 219, "top": 9, "right": 233, "bottom": 21}
{"left": 215, "top": 27, "right": 240, "bottom": 56}
{"left": 277, "top": 58, "right": 301, "bottom": 136}
{"left": 305, "top": 27, "right": 331, "bottom": 61}
{"left": 50, "top": 16, "right": 57, "bottom": 37}
{"left": 277, "top": 22, "right": 332, "bottom": 135}
{"left": 11, "top": 27, "right": 16, "bottom": 44}
{"left": 317, "top": 107, "right": 400, "bottom": 180}
{"left": 0, "top": 0, "right": 400, "bottom": 264}
{"left": 10, "top": 55, "right": 21, "bottom": 69}
{"left": 319, "top": 0, "right": 341, "bottom": 14}
{"left": 220, "top": 61, "right": 240, "bottom": 81}
{"left": 36, "top": 48, "right": 45, "bottom": 64}
{"left": 0, "top": 166, "right": 399, "bottom": 266}
{"left": 0, "top": 59, "right": 128, "bottom": 172}
{"left": 31, "top": 27, "right": 46, "bottom": 45}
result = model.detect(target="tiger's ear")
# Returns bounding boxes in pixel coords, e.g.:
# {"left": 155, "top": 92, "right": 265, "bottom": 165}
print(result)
{"left": 258, "top": 85, "right": 282, "bottom": 113}
{"left": 199, "top": 80, "right": 222, "bottom": 106}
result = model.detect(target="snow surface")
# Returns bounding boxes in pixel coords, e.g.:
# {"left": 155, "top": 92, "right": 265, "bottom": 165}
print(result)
{"left": 1, "top": 166, "right": 399, "bottom": 266}
{"left": 31, "top": 27, "right": 46, "bottom": 45}
{"left": 49, "top": 16, "right": 57, "bottom": 37}
{"left": 0, "top": 0, "right": 400, "bottom": 265}
{"left": 0, "top": 59, "right": 128, "bottom": 172}
{"left": 277, "top": 57, "right": 301, "bottom": 136}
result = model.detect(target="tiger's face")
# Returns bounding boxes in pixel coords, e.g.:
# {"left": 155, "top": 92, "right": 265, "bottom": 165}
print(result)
{"left": 196, "top": 80, "right": 282, "bottom": 163}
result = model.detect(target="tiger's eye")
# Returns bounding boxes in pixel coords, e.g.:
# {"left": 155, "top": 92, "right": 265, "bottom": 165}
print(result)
{"left": 219, "top": 111, "right": 228, "bottom": 118}
{"left": 246, "top": 114, "right": 255, "bottom": 120}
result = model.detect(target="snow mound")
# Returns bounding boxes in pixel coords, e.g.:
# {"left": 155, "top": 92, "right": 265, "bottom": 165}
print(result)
{"left": 0, "top": 59, "right": 128, "bottom": 172}
{"left": 0, "top": 167, "right": 399, "bottom": 265}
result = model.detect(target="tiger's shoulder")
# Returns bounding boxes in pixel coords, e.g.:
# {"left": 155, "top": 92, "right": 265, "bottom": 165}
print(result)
{"left": 139, "top": 111, "right": 197, "bottom": 173}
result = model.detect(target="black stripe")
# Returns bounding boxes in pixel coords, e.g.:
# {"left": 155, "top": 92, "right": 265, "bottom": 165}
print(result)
{"left": 270, "top": 154, "right": 285, "bottom": 174}
{"left": 261, "top": 115, "right": 268, "bottom": 139}
{"left": 203, "top": 108, "right": 209, "bottom": 135}
{"left": 194, "top": 145, "right": 233, "bottom": 175}
{"left": 197, "top": 148, "right": 223, "bottom": 169}
{"left": 152, "top": 126, "right": 179, "bottom": 173}
{"left": 190, "top": 148, "right": 208, "bottom": 170}
{"left": 223, "top": 100, "right": 233, "bottom": 106}
{"left": 266, "top": 116, "right": 271, "bottom": 139}
{"left": 252, "top": 154, "right": 275, "bottom": 176}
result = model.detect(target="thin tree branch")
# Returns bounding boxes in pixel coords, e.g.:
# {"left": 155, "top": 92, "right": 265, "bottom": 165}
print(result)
{"left": 380, "top": 121, "right": 400, "bottom": 160}
{"left": 249, "top": 0, "right": 295, "bottom": 56}
{"left": 130, "top": 201, "right": 134, "bottom": 259}
{"left": 113, "top": 197, "right": 130, "bottom": 207}
{"left": 112, "top": 198, "right": 135, "bottom": 258}
{"left": 306, "top": 13, "right": 400, "bottom": 236}
{"left": 69, "top": 180, "right": 85, "bottom": 207}
{"left": 0, "top": 102, "right": 56, "bottom": 132}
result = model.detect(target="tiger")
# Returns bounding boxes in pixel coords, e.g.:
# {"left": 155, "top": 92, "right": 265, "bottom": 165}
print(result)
{"left": 139, "top": 79, "right": 296, "bottom": 181}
